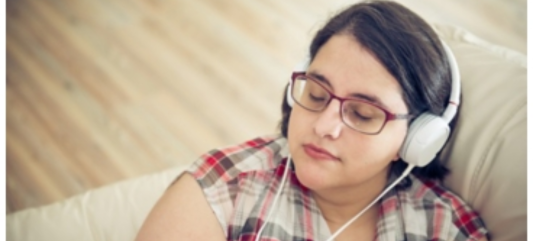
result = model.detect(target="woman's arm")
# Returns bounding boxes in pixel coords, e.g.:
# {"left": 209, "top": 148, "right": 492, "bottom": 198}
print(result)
{"left": 135, "top": 173, "right": 226, "bottom": 241}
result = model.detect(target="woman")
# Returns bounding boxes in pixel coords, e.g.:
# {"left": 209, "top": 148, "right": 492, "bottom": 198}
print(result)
{"left": 136, "top": 1, "right": 488, "bottom": 240}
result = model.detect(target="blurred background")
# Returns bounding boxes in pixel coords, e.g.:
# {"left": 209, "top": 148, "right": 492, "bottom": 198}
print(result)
{"left": 6, "top": 0, "right": 526, "bottom": 214}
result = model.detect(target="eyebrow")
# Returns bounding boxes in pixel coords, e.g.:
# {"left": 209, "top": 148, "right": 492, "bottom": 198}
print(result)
{"left": 307, "top": 71, "right": 389, "bottom": 108}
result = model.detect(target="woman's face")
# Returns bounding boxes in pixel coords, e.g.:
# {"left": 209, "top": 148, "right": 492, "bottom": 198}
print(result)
{"left": 288, "top": 34, "right": 409, "bottom": 192}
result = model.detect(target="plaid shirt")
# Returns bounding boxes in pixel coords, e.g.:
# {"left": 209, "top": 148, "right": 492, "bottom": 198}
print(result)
{"left": 187, "top": 135, "right": 488, "bottom": 241}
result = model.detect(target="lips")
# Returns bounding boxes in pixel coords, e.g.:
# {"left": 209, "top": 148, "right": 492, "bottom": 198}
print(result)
{"left": 303, "top": 144, "right": 339, "bottom": 161}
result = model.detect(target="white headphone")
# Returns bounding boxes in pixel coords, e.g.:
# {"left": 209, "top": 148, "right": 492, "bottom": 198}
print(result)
{"left": 286, "top": 40, "right": 460, "bottom": 168}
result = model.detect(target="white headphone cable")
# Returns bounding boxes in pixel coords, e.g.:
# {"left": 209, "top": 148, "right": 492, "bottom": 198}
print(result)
{"left": 254, "top": 158, "right": 414, "bottom": 241}
{"left": 324, "top": 164, "right": 415, "bottom": 241}
{"left": 255, "top": 155, "right": 292, "bottom": 241}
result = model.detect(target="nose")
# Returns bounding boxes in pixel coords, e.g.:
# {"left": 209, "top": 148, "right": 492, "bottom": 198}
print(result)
{"left": 313, "top": 99, "right": 344, "bottom": 139}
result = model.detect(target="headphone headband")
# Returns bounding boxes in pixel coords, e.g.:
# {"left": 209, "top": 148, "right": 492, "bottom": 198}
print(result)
{"left": 440, "top": 40, "right": 460, "bottom": 123}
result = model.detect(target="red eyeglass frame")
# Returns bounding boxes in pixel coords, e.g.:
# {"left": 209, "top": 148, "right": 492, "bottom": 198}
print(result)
{"left": 290, "top": 72, "right": 413, "bottom": 135}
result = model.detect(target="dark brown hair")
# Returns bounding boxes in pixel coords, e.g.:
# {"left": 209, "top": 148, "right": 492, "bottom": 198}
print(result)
{"left": 280, "top": 0, "right": 454, "bottom": 188}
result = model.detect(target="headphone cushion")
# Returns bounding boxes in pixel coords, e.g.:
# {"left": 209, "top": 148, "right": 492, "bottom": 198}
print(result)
{"left": 286, "top": 83, "right": 294, "bottom": 107}
{"left": 400, "top": 113, "right": 451, "bottom": 167}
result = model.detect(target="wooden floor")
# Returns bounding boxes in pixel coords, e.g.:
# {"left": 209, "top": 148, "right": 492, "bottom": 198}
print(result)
{"left": 6, "top": 0, "right": 526, "bottom": 214}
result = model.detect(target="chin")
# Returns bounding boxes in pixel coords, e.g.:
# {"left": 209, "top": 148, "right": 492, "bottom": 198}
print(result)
{"left": 292, "top": 157, "right": 331, "bottom": 191}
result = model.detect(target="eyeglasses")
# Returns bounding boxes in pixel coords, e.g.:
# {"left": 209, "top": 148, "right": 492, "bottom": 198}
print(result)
{"left": 290, "top": 72, "right": 412, "bottom": 135}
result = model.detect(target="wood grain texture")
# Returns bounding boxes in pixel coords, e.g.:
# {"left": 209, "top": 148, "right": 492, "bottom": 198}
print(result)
{"left": 6, "top": 0, "right": 526, "bottom": 213}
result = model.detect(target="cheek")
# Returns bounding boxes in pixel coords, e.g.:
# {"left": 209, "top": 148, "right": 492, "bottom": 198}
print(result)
{"left": 378, "top": 123, "right": 408, "bottom": 158}
{"left": 351, "top": 124, "right": 407, "bottom": 163}
{"left": 287, "top": 107, "right": 317, "bottom": 158}
{"left": 288, "top": 107, "right": 313, "bottom": 139}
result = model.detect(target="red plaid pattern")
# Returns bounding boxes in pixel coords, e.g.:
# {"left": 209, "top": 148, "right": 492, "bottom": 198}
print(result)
{"left": 187, "top": 136, "right": 488, "bottom": 240}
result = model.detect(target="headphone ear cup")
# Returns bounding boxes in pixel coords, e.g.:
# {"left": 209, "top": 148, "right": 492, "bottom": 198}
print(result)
{"left": 399, "top": 113, "right": 451, "bottom": 167}
{"left": 286, "top": 82, "right": 294, "bottom": 107}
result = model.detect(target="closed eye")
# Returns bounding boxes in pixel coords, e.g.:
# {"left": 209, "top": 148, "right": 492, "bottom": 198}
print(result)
{"left": 349, "top": 109, "right": 373, "bottom": 121}
{"left": 309, "top": 93, "right": 327, "bottom": 102}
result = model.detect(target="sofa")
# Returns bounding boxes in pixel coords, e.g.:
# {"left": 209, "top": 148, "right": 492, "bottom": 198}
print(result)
{"left": 7, "top": 24, "right": 526, "bottom": 241}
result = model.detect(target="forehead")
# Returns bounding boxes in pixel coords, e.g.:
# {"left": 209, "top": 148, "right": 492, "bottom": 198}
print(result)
{"left": 308, "top": 34, "right": 407, "bottom": 113}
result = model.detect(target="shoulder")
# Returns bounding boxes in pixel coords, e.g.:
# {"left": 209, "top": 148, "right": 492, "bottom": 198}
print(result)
{"left": 398, "top": 176, "right": 489, "bottom": 240}
{"left": 187, "top": 135, "right": 289, "bottom": 188}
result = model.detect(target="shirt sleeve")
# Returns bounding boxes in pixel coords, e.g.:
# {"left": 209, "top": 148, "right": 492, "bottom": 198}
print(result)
{"left": 184, "top": 136, "right": 281, "bottom": 237}
{"left": 186, "top": 150, "right": 240, "bottom": 236}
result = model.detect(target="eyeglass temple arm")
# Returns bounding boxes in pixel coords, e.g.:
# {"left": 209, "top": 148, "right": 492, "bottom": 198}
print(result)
{"left": 393, "top": 113, "right": 414, "bottom": 120}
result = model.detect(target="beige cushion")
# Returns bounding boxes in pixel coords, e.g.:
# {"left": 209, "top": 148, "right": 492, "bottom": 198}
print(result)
{"left": 6, "top": 24, "right": 526, "bottom": 241}
{"left": 435, "top": 24, "right": 527, "bottom": 241}
{"left": 7, "top": 165, "right": 186, "bottom": 241}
